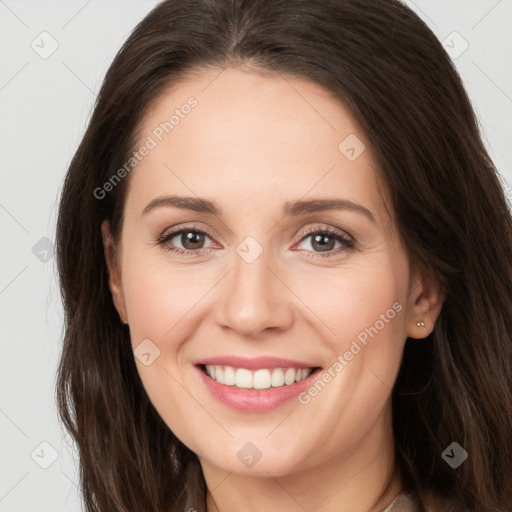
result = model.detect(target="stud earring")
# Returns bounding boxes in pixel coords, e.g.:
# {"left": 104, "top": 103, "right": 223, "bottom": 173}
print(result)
{"left": 416, "top": 320, "right": 430, "bottom": 336}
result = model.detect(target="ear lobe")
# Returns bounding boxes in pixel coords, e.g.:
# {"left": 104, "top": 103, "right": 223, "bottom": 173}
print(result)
{"left": 101, "top": 220, "right": 127, "bottom": 323}
{"left": 407, "top": 269, "right": 446, "bottom": 339}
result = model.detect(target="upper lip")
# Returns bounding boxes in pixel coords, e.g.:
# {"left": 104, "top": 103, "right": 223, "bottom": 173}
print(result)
{"left": 194, "top": 355, "right": 319, "bottom": 370}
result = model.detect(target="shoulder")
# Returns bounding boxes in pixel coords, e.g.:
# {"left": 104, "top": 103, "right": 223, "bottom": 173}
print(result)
{"left": 388, "top": 489, "right": 421, "bottom": 511}
{"left": 418, "top": 488, "right": 465, "bottom": 512}
{"left": 388, "top": 487, "right": 469, "bottom": 512}
{"left": 391, "top": 488, "right": 453, "bottom": 512}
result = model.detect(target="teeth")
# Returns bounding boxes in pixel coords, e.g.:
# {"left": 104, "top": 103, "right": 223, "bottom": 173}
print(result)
{"left": 204, "top": 365, "right": 314, "bottom": 389}
{"left": 271, "top": 368, "right": 285, "bottom": 387}
{"left": 223, "top": 365, "right": 236, "bottom": 385}
{"left": 253, "top": 369, "right": 272, "bottom": 389}
{"left": 235, "top": 368, "right": 253, "bottom": 389}
{"left": 284, "top": 368, "right": 296, "bottom": 385}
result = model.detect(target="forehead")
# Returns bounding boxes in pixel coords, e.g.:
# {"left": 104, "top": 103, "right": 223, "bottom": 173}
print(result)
{"left": 126, "top": 66, "right": 392, "bottom": 229}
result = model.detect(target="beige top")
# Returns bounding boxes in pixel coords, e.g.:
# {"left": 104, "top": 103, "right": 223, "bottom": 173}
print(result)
{"left": 382, "top": 490, "right": 421, "bottom": 512}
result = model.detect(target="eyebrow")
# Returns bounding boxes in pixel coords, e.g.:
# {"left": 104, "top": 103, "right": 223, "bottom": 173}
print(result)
{"left": 142, "top": 195, "right": 377, "bottom": 224}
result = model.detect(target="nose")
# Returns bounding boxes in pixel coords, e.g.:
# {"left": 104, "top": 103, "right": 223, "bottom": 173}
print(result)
{"left": 213, "top": 247, "right": 295, "bottom": 337}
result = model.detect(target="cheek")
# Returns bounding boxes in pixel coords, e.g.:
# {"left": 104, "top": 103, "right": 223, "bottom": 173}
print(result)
{"left": 293, "top": 256, "right": 408, "bottom": 422}
{"left": 120, "top": 254, "right": 203, "bottom": 434}
{"left": 122, "top": 253, "right": 214, "bottom": 342}
{"left": 290, "top": 258, "right": 407, "bottom": 354}
{"left": 122, "top": 242, "right": 409, "bottom": 361}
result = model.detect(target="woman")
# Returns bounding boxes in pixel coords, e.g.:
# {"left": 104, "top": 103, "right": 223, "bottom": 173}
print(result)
{"left": 55, "top": 0, "right": 512, "bottom": 511}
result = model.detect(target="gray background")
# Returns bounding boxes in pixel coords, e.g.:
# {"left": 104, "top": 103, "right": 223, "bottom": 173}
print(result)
{"left": 1, "top": 1, "right": 511, "bottom": 510}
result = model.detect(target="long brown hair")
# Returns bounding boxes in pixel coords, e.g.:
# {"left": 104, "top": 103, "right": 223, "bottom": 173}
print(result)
{"left": 55, "top": 0, "right": 512, "bottom": 510}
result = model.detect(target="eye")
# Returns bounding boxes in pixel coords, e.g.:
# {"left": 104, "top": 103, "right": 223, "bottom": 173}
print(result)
{"left": 156, "top": 223, "right": 355, "bottom": 258}
{"left": 156, "top": 224, "right": 216, "bottom": 256}
{"left": 294, "top": 226, "right": 355, "bottom": 258}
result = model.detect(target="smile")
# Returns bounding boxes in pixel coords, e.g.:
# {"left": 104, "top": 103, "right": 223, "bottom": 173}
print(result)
{"left": 202, "top": 364, "right": 315, "bottom": 389}
{"left": 195, "top": 360, "right": 322, "bottom": 412}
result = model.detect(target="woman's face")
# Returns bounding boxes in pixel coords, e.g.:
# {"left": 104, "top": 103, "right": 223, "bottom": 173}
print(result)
{"left": 103, "top": 67, "right": 442, "bottom": 479}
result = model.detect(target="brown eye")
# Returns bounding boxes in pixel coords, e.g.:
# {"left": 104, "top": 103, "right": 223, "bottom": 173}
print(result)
{"left": 157, "top": 225, "right": 216, "bottom": 256}
{"left": 179, "top": 230, "right": 206, "bottom": 250}
{"left": 295, "top": 228, "right": 354, "bottom": 258}
{"left": 309, "top": 233, "right": 337, "bottom": 252}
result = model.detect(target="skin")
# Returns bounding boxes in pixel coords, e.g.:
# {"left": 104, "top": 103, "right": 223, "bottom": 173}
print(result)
{"left": 102, "top": 66, "right": 444, "bottom": 512}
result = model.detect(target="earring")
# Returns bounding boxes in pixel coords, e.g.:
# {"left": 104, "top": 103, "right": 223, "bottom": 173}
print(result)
{"left": 416, "top": 320, "right": 430, "bottom": 335}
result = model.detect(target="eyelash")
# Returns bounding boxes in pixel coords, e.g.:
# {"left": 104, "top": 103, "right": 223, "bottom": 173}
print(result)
{"left": 155, "top": 223, "right": 355, "bottom": 259}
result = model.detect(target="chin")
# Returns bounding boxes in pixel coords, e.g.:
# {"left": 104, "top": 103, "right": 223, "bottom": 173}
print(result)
{"left": 198, "top": 439, "right": 310, "bottom": 478}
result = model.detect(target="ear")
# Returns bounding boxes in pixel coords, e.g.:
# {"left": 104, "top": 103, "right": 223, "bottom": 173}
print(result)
{"left": 101, "top": 220, "right": 128, "bottom": 325}
{"left": 406, "top": 267, "right": 446, "bottom": 339}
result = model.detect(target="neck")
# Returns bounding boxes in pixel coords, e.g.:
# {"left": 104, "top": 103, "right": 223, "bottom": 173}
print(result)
{"left": 201, "top": 405, "right": 402, "bottom": 512}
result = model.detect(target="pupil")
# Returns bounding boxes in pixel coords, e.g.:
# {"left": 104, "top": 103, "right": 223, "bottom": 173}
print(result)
{"left": 313, "top": 233, "right": 334, "bottom": 252}
{"left": 183, "top": 231, "right": 204, "bottom": 249}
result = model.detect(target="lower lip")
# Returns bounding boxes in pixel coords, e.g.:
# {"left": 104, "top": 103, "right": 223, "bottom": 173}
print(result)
{"left": 195, "top": 365, "right": 320, "bottom": 412}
